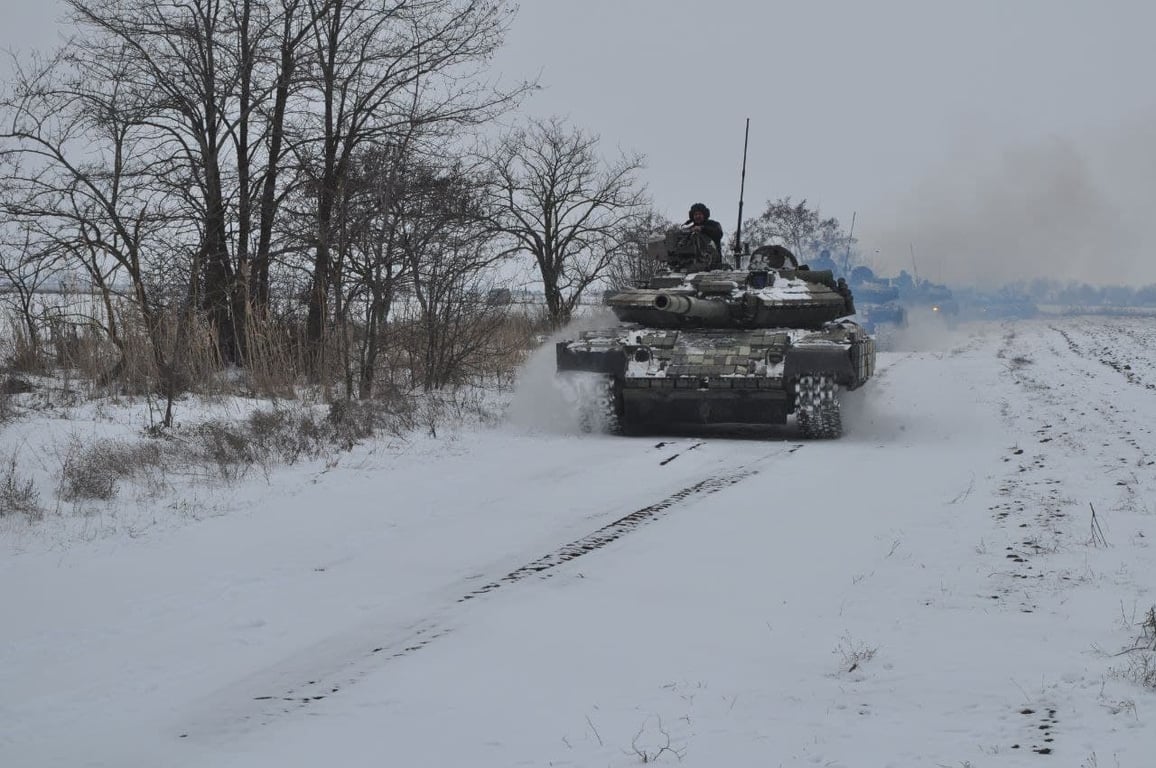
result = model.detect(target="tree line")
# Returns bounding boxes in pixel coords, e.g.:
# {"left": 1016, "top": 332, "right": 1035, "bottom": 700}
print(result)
{"left": 1, "top": 1, "right": 865, "bottom": 424}
{"left": 0, "top": 1, "right": 653, "bottom": 416}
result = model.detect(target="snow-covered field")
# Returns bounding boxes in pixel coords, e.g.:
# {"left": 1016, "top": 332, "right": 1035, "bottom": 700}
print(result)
{"left": 3, "top": 316, "right": 1156, "bottom": 767}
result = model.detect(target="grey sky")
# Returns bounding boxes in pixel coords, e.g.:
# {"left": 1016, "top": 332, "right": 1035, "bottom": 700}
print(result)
{"left": 493, "top": 0, "right": 1156, "bottom": 286}
{"left": 6, "top": 0, "right": 1155, "bottom": 285}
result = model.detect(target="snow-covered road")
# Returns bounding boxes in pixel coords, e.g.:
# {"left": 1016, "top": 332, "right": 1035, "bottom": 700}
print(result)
{"left": 4, "top": 317, "right": 1156, "bottom": 767}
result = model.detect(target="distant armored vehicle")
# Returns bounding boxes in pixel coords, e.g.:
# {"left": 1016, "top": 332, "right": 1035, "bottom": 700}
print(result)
{"left": 898, "top": 276, "right": 958, "bottom": 317}
{"left": 556, "top": 230, "right": 875, "bottom": 438}
{"left": 848, "top": 266, "right": 907, "bottom": 332}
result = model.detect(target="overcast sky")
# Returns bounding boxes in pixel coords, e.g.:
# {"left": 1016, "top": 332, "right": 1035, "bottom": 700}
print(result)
{"left": 5, "top": 1, "right": 1155, "bottom": 286}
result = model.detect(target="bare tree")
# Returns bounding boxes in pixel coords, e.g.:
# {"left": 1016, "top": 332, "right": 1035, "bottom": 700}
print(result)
{"left": 63, "top": 0, "right": 246, "bottom": 362}
{"left": 340, "top": 144, "right": 413, "bottom": 399}
{"left": 1, "top": 0, "right": 537, "bottom": 414}
{"left": 741, "top": 196, "right": 849, "bottom": 264}
{"left": 604, "top": 207, "right": 676, "bottom": 289}
{"left": 336, "top": 139, "right": 512, "bottom": 396}
{"left": 0, "top": 46, "right": 196, "bottom": 417}
{"left": 0, "top": 229, "right": 68, "bottom": 370}
{"left": 485, "top": 116, "right": 647, "bottom": 328}
{"left": 248, "top": 0, "right": 328, "bottom": 316}
{"left": 388, "top": 157, "right": 506, "bottom": 390}
{"left": 298, "top": 0, "right": 529, "bottom": 371}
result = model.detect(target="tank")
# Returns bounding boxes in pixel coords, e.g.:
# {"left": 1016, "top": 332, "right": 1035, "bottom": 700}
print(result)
{"left": 848, "top": 266, "right": 907, "bottom": 333}
{"left": 556, "top": 230, "right": 876, "bottom": 439}
{"left": 898, "top": 277, "right": 958, "bottom": 317}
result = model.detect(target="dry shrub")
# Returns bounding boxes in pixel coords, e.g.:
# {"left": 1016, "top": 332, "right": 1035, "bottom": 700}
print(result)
{"left": 1, "top": 453, "right": 43, "bottom": 520}
{"left": 121, "top": 305, "right": 222, "bottom": 396}
{"left": 59, "top": 441, "right": 122, "bottom": 501}
{"left": 47, "top": 316, "right": 114, "bottom": 385}
{"left": 462, "top": 308, "right": 550, "bottom": 389}
{"left": 37, "top": 302, "right": 224, "bottom": 399}
{"left": 9, "top": 324, "right": 48, "bottom": 374}
{"left": 188, "top": 400, "right": 400, "bottom": 475}
{"left": 244, "top": 407, "right": 324, "bottom": 463}
{"left": 1109, "top": 606, "right": 1156, "bottom": 691}
{"left": 190, "top": 421, "right": 261, "bottom": 479}
{"left": 8, "top": 298, "right": 227, "bottom": 400}
{"left": 0, "top": 376, "right": 24, "bottom": 423}
{"left": 1113, "top": 652, "right": 1156, "bottom": 691}
{"left": 54, "top": 397, "right": 417, "bottom": 507}
{"left": 58, "top": 436, "right": 176, "bottom": 502}
{"left": 382, "top": 301, "right": 547, "bottom": 392}
{"left": 327, "top": 396, "right": 414, "bottom": 444}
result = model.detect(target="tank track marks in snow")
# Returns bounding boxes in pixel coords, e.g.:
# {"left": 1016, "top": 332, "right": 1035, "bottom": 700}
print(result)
{"left": 1050, "top": 324, "right": 1156, "bottom": 392}
{"left": 194, "top": 453, "right": 800, "bottom": 737}
{"left": 796, "top": 373, "right": 842, "bottom": 439}
{"left": 459, "top": 463, "right": 766, "bottom": 603}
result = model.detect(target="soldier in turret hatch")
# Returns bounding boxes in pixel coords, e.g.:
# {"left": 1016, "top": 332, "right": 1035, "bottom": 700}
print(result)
{"left": 685, "top": 202, "right": 724, "bottom": 262}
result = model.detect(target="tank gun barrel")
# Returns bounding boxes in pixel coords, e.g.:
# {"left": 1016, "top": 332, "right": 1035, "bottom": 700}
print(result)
{"left": 653, "top": 293, "right": 732, "bottom": 320}
{"left": 605, "top": 290, "right": 734, "bottom": 325}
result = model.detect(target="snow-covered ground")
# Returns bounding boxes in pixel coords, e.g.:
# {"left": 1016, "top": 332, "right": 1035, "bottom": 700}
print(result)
{"left": 3, "top": 316, "right": 1156, "bottom": 767}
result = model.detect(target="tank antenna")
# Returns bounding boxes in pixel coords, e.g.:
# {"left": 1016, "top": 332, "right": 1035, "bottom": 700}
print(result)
{"left": 842, "top": 211, "right": 856, "bottom": 276}
{"left": 734, "top": 118, "right": 750, "bottom": 269}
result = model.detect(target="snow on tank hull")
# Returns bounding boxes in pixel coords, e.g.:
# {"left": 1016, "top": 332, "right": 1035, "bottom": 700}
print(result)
{"left": 556, "top": 230, "right": 876, "bottom": 438}
{"left": 557, "top": 322, "right": 874, "bottom": 437}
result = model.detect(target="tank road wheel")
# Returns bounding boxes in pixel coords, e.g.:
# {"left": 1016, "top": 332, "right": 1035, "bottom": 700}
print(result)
{"left": 795, "top": 373, "right": 842, "bottom": 439}
{"left": 576, "top": 374, "right": 624, "bottom": 435}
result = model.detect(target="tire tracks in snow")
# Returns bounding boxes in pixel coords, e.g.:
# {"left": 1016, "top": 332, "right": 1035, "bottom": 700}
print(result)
{"left": 180, "top": 442, "right": 799, "bottom": 741}
{"left": 459, "top": 452, "right": 749, "bottom": 604}
{"left": 981, "top": 320, "right": 1154, "bottom": 755}
{"left": 1051, "top": 322, "right": 1156, "bottom": 393}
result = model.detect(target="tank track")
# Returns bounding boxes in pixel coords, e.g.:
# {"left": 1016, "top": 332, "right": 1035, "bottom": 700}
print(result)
{"left": 795, "top": 373, "right": 842, "bottom": 439}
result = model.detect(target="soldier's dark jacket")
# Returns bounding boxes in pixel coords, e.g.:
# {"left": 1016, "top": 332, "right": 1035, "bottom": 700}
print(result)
{"left": 684, "top": 216, "right": 724, "bottom": 254}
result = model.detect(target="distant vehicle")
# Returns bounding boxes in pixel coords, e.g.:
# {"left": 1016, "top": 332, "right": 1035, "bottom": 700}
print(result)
{"left": 848, "top": 266, "right": 907, "bottom": 333}
{"left": 899, "top": 277, "right": 958, "bottom": 316}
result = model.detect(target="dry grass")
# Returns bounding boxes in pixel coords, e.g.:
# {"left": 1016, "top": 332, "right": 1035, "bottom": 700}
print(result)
{"left": 239, "top": 318, "right": 307, "bottom": 399}
{"left": 1, "top": 452, "right": 44, "bottom": 520}
{"left": 1109, "top": 606, "right": 1156, "bottom": 691}
{"left": 55, "top": 397, "right": 419, "bottom": 503}
{"left": 4, "top": 293, "right": 546, "bottom": 404}
{"left": 4, "top": 294, "right": 544, "bottom": 514}
{"left": 0, "top": 380, "right": 16, "bottom": 424}
{"left": 9, "top": 324, "right": 48, "bottom": 374}
{"left": 57, "top": 437, "right": 174, "bottom": 502}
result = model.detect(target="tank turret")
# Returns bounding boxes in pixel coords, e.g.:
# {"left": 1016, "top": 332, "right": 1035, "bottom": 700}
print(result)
{"left": 646, "top": 229, "right": 730, "bottom": 273}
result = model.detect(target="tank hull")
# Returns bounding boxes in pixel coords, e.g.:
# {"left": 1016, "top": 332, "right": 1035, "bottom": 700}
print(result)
{"left": 557, "top": 324, "right": 874, "bottom": 430}
{"left": 557, "top": 235, "right": 874, "bottom": 438}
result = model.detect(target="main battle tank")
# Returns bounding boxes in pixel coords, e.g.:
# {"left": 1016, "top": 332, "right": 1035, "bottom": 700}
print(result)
{"left": 848, "top": 266, "right": 907, "bottom": 332}
{"left": 556, "top": 230, "right": 876, "bottom": 438}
